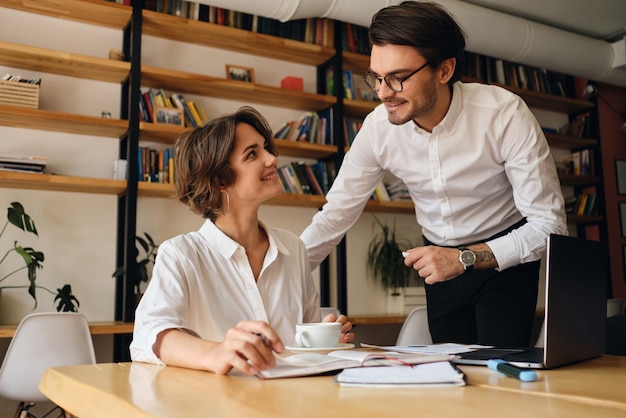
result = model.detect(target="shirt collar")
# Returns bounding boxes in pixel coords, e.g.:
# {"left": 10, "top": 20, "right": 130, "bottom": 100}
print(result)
{"left": 198, "top": 219, "right": 290, "bottom": 260}
{"left": 436, "top": 81, "right": 463, "bottom": 133}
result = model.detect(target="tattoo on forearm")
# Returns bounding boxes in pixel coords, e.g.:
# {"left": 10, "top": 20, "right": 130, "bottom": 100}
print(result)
{"left": 475, "top": 251, "right": 495, "bottom": 263}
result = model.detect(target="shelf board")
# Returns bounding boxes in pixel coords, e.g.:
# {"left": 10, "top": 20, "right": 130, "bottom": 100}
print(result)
{"left": 0, "top": 41, "right": 130, "bottom": 84}
{"left": 0, "top": 321, "right": 133, "bottom": 339}
{"left": 0, "top": 0, "right": 132, "bottom": 29}
{"left": 0, "top": 171, "right": 126, "bottom": 194}
{"left": 494, "top": 83, "right": 594, "bottom": 114}
{"left": 344, "top": 98, "right": 378, "bottom": 118}
{"left": 342, "top": 51, "right": 370, "bottom": 73}
{"left": 139, "top": 122, "right": 187, "bottom": 143}
{"left": 0, "top": 105, "right": 128, "bottom": 137}
{"left": 544, "top": 132, "right": 596, "bottom": 149}
{"left": 275, "top": 140, "right": 337, "bottom": 159}
{"left": 559, "top": 174, "right": 599, "bottom": 187}
{"left": 567, "top": 213, "right": 603, "bottom": 224}
{"left": 348, "top": 314, "right": 407, "bottom": 325}
{"left": 141, "top": 9, "right": 335, "bottom": 66}
{"left": 142, "top": 66, "right": 336, "bottom": 112}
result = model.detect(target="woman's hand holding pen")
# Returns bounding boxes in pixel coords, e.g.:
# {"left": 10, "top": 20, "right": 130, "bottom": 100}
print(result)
{"left": 213, "top": 320, "right": 283, "bottom": 376}
{"left": 322, "top": 313, "right": 355, "bottom": 344}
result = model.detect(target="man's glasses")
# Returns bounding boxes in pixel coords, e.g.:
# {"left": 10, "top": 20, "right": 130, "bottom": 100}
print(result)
{"left": 363, "top": 62, "right": 429, "bottom": 93}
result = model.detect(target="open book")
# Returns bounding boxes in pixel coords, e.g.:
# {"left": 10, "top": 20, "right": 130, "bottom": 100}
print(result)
{"left": 256, "top": 350, "right": 455, "bottom": 380}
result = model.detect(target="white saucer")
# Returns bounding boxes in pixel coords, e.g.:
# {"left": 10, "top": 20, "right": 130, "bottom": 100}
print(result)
{"left": 284, "top": 343, "right": 355, "bottom": 354}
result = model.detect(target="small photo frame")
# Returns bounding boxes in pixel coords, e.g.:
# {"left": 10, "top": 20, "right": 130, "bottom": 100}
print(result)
{"left": 154, "top": 106, "right": 183, "bottom": 126}
{"left": 357, "top": 88, "right": 380, "bottom": 102}
{"left": 226, "top": 64, "right": 255, "bottom": 83}
{"left": 616, "top": 160, "right": 626, "bottom": 195}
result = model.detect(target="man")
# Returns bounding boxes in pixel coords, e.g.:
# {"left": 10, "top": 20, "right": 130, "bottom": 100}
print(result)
{"left": 300, "top": 1, "right": 567, "bottom": 347}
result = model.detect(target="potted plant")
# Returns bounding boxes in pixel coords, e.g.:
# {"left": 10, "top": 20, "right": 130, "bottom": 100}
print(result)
{"left": 1, "top": 201, "right": 79, "bottom": 312}
{"left": 366, "top": 215, "right": 416, "bottom": 313}
{"left": 112, "top": 232, "right": 159, "bottom": 299}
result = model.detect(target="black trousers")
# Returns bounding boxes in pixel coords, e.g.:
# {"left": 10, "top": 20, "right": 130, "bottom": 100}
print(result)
{"left": 423, "top": 219, "right": 540, "bottom": 347}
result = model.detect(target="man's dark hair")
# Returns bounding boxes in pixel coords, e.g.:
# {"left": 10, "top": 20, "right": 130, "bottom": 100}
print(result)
{"left": 369, "top": 1, "right": 466, "bottom": 84}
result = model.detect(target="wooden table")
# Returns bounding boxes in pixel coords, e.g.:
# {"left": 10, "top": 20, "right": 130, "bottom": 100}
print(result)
{"left": 39, "top": 356, "right": 626, "bottom": 418}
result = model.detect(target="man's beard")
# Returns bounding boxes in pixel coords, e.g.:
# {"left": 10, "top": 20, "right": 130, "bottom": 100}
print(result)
{"left": 386, "top": 78, "right": 438, "bottom": 125}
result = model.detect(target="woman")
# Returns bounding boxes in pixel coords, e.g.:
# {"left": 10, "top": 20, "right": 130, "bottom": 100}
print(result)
{"left": 131, "top": 106, "right": 353, "bottom": 375}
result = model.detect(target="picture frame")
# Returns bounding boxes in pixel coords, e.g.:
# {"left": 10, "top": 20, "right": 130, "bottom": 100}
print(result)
{"left": 226, "top": 64, "right": 255, "bottom": 83}
{"left": 616, "top": 160, "right": 626, "bottom": 195}
{"left": 153, "top": 106, "right": 183, "bottom": 126}
{"left": 619, "top": 202, "right": 626, "bottom": 239}
{"left": 357, "top": 88, "right": 380, "bottom": 102}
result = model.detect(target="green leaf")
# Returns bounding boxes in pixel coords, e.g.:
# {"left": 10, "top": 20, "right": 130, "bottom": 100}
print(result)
{"left": 54, "top": 284, "right": 80, "bottom": 312}
{"left": 7, "top": 202, "right": 38, "bottom": 236}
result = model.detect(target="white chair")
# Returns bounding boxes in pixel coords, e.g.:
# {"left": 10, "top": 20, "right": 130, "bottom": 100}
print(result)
{"left": 396, "top": 306, "right": 432, "bottom": 345}
{"left": 0, "top": 312, "right": 96, "bottom": 418}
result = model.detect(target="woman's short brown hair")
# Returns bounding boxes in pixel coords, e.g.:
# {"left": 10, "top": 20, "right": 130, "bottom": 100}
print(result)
{"left": 174, "top": 106, "right": 277, "bottom": 221}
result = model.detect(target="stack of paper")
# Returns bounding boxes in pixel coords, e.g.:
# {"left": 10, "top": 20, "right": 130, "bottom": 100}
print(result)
{"left": 335, "top": 361, "right": 466, "bottom": 387}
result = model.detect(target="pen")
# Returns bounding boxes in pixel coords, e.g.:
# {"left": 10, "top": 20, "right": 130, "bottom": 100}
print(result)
{"left": 487, "top": 359, "right": 537, "bottom": 382}
{"left": 256, "top": 333, "right": 270, "bottom": 346}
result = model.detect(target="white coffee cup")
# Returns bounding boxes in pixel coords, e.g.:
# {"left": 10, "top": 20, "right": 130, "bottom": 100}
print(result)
{"left": 295, "top": 322, "right": 342, "bottom": 348}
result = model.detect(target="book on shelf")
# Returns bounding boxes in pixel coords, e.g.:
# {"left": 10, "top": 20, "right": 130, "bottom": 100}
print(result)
{"left": 170, "top": 93, "right": 198, "bottom": 128}
{"left": 565, "top": 193, "right": 597, "bottom": 215}
{"left": 256, "top": 349, "right": 455, "bottom": 380}
{"left": 291, "top": 162, "right": 312, "bottom": 194}
{"left": 137, "top": 146, "right": 174, "bottom": 183}
{"left": 562, "top": 149, "right": 591, "bottom": 176}
{"left": 0, "top": 155, "right": 47, "bottom": 174}
{"left": 372, "top": 180, "right": 390, "bottom": 202}
{"left": 278, "top": 164, "right": 304, "bottom": 194}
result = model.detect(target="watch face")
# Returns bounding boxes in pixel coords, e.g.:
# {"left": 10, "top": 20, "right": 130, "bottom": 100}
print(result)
{"left": 461, "top": 250, "right": 476, "bottom": 266}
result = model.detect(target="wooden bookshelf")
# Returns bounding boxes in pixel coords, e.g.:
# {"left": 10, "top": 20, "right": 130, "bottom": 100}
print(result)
{"left": 494, "top": 84, "right": 594, "bottom": 114}
{"left": 142, "top": 9, "right": 335, "bottom": 66}
{"left": 0, "top": 41, "right": 130, "bottom": 83}
{"left": 348, "top": 314, "right": 407, "bottom": 325}
{"left": 0, "top": 105, "right": 128, "bottom": 137}
{"left": 0, "top": 321, "right": 133, "bottom": 339}
{"left": 559, "top": 174, "right": 600, "bottom": 187}
{"left": 0, "top": 0, "right": 132, "bottom": 29}
{"left": 544, "top": 132, "right": 597, "bottom": 150}
{"left": 141, "top": 65, "right": 335, "bottom": 112}
{"left": 0, "top": 171, "right": 126, "bottom": 195}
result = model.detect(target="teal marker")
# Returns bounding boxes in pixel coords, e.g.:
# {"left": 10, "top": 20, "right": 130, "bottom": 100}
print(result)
{"left": 488, "top": 359, "right": 537, "bottom": 382}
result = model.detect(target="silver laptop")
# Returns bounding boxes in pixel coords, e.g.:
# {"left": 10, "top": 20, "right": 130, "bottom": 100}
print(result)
{"left": 454, "top": 234, "right": 608, "bottom": 369}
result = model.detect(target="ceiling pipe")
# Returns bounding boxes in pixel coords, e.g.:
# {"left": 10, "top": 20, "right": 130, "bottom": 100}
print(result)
{"left": 196, "top": 0, "right": 626, "bottom": 88}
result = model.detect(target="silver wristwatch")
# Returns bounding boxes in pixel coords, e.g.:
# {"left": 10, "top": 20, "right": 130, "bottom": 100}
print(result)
{"left": 458, "top": 246, "right": 476, "bottom": 271}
